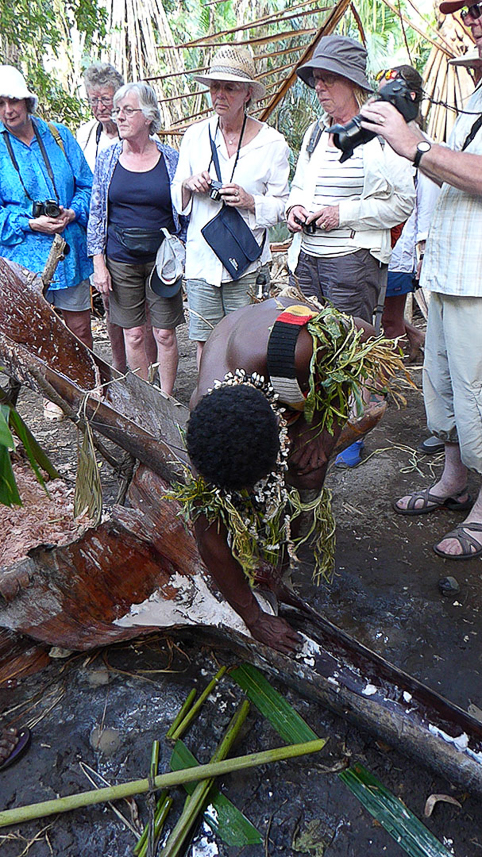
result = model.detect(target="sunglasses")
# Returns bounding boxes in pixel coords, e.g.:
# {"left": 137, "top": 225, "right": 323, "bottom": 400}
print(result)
{"left": 375, "top": 69, "right": 400, "bottom": 82}
{"left": 461, "top": 2, "right": 482, "bottom": 18}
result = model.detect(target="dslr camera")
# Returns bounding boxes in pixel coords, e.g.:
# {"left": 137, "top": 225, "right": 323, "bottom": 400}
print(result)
{"left": 209, "top": 180, "right": 223, "bottom": 202}
{"left": 330, "top": 77, "right": 420, "bottom": 162}
{"left": 32, "top": 199, "right": 62, "bottom": 218}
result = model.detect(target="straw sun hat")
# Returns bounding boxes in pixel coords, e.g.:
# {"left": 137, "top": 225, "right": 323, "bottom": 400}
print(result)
{"left": 194, "top": 46, "right": 266, "bottom": 101}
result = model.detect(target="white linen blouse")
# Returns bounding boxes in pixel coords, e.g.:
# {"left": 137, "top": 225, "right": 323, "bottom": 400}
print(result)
{"left": 171, "top": 116, "right": 290, "bottom": 286}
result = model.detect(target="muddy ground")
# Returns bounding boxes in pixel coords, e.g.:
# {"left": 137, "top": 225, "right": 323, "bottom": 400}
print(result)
{"left": 1, "top": 307, "right": 482, "bottom": 857}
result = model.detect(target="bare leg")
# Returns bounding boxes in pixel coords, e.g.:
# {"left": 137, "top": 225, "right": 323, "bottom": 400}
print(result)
{"left": 196, "top": 341, "right": 205, "bottom": 369}
{"left": 62, "top": 309, "right": 93, "bottom": 350}
{"left": 123, "top": 326, "right": 148, "bottom": 380}
{"left": 404, "top": 320, "right": 425, "bottom": 361}
{"left": 153, "top": 327, "right": 178, "bottom": 396}
{"left": 102, "top": 294, "right": 126, "bottom": 372}
{"left": 395, "top": 442, "right": 469, "bottom": 512}
{"left": 145, "top": 327, "right": 158, "bottom": 368}
{"left": 382, "top": 294, "right": 407, "bottom": 339}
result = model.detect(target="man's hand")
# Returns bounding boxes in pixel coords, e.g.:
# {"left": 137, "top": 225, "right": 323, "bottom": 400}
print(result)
{"left": 246, "top": 612, "right": 302, "bottom": 655}
{"left": 359, "top": 101, "right": 423, "bottom": 161}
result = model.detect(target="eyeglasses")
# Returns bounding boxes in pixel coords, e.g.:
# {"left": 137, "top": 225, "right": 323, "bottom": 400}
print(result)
{"left": 375, "top": 69, "right": 400, "bottom": 82}
{"left": 461, "top": 3, "right": 482, "bottom": 19}
{"left": 111, "top": 107, "right": 143, "bottom": 118}
{"left": 313, "top": 71, "right": 343, "bottom": 87}
{"left": 88, "top": 96, "right": 114, "bottom": 107}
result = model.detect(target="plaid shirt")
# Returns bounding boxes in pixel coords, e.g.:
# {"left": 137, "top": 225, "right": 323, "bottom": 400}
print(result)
{"left": 421, "top": 83, "right": 482, "bottom": 297}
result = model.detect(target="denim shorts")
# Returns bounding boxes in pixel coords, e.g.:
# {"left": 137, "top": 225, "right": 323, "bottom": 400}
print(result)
{"left": 46, "top": 279, "right": 91, "bottom": 312}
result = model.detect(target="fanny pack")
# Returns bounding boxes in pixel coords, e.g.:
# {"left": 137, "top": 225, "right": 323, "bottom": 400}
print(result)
{"left": 113, "top": 226, "right": 163, "bottom": 258}
{"left": 201, "top": 122, "right": 265, "bottom": 281}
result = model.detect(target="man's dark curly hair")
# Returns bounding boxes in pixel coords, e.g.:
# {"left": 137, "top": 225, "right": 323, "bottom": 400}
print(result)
{"left": 186, "top": 385, "right": 280, "bottom": 491}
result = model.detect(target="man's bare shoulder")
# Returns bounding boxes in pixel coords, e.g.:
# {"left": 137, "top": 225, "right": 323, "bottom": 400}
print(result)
{"left": 192, "top": 297, "right": 318, "bottom": 407}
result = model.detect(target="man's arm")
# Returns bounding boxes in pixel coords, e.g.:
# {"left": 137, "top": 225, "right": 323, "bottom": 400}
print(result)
{"left": 359, "top": 102, "right": 482, "bottom": 194}
{"left": 193, "top": 514, "right": 301, "bottom": 655}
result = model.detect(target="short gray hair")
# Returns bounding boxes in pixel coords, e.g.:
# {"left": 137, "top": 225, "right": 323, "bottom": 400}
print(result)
{"left": 113, "top": 82, "right": 162, "bottom": 134}
{"left": 84, "top": 62, "right": 124, "bottom": 94}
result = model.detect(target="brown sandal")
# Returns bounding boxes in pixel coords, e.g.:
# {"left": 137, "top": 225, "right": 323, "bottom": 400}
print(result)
{"left": 433, "top": 523, "right": 482, "bottom": 560}
{"left": 393, "top": 487, "right": 473, "bottom": 516}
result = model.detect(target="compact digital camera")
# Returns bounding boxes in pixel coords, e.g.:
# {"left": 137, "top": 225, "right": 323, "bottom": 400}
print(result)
{"left": 294, "top": 214, "right": 318, "bottom": 235}
{"left": 330, "top": 77, "right": 420, "bottom": 162}
{"left": 209, "top": 180, "right": 223, "bottom": 202}
{"left": 32, "top": 199, "right": 61, "bottom": 218}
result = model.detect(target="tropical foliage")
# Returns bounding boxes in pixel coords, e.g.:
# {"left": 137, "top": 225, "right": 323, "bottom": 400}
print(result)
{"left": 0, "top": 0, "right": 437, "bottom": 135}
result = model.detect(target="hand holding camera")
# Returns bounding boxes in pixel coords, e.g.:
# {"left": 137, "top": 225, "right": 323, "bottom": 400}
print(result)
{"left": 29, "top": 204, "right": 76, "bottom": 235}
{"left": 331, "top": 77, "right": 420, "bottom": 162}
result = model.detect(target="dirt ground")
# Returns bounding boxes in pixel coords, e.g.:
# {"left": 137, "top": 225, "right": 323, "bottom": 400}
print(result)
{"left": 1, "top": 306, "right": 482, "bottom": 857}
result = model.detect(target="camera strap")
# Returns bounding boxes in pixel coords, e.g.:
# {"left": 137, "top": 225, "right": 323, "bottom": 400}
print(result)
{"left": 1, "top": 130, "right": 35, "bottom": 202}
{"left": 1, "top": 120, "right": 63, "bottom": 204}
{"left": 208, "top": 113, "right": 247, "bottom": 184}
{"left": 461, "top": 114, "right": 482, "bottom": 151}
{"left": 33, "top": 123, "right": 60, "bottom": 202}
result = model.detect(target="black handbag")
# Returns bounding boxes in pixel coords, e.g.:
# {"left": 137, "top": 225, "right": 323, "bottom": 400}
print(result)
{"left": 201, "top": 122, "right": 265, "bottom": 280}
{"left": 113, "top": 226, "right": 163, "bottom": 257}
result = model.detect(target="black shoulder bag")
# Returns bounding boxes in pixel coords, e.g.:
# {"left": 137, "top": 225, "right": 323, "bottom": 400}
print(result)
{"left": 201, "top": 119, "right": 265, "bottom": 280}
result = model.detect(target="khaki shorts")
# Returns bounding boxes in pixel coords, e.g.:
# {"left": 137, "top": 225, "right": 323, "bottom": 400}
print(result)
{"left": 107, "top": 258, "right": 185, "bottom": 330}
{"left": 186, "top": 264, "right": 270, "bottom": 341}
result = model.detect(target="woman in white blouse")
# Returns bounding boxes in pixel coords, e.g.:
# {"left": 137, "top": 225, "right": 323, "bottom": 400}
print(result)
{"left": 172, "top": 45, "right": 289, "bottom": 365}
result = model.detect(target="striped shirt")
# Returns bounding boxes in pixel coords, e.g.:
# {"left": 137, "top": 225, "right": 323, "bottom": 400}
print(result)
{"left": 421, "top": 83, "right": 482, "bottom": 297}
{"left": 301, "top": 141, "right": 364, "bottom": 258}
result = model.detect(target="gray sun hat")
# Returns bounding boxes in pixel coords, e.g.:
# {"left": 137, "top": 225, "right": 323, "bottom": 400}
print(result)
{"left": 297, "top": 35, "right": 372, "bottom": 92}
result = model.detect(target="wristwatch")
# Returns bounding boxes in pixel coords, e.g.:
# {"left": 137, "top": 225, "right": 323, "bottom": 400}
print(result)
{"left": 413, "top": 140, "right": 431, "bottom": 168}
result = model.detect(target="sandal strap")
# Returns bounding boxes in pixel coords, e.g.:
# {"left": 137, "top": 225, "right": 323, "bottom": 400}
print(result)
{"left": 406, "top": 488, "right": 443, "bottom": 511}
{"left": 442, "top": 523, "right": 482, "bottom": 555}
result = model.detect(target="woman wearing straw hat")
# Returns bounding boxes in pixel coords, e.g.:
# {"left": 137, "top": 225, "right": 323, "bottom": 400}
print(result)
{"left": 172, "top": 46, "right": 289, "bottom": 366}
{"left": 286, "top": 35, "right": 415, "bottom": 466}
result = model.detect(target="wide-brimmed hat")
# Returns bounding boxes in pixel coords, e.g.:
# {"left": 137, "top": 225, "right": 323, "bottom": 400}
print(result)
{"left": 439, "top": 0, "right": 466, "bottom": 13}
{"left": 0, "top": 65, "right": 38, "bottom": 112}
{"left": 448, "top": 47, "right": 482, "bottom": 67}
{"left": 193, "top": 46, "right": 266, "bottom": 101}
{"left": 297, "top": 35, "right": 372, "bottom": 92}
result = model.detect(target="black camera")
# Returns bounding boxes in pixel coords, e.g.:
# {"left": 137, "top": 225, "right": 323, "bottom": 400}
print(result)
{"left": 294, "top": 214, "right": 318, "bottom": 235}
{"left": 32, "top": 199, "right": 61, "bottom": 218}
{"left": 330, "top": 78, "right": 420, "bottom": 162}
{"left": 209, "top": 180, "right": 223, "bottom": 202}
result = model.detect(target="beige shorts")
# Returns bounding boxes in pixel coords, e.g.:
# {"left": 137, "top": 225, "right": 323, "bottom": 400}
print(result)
{"left": 107, "top": 258, "right": 185, "bottom": 330}
{"left": 186, "top": 264, "right": 270, "bottom": 341}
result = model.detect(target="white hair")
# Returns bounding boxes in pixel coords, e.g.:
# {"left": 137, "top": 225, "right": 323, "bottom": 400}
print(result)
{"left": 114, "top": 82, "right": 161, "bottom": 134}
